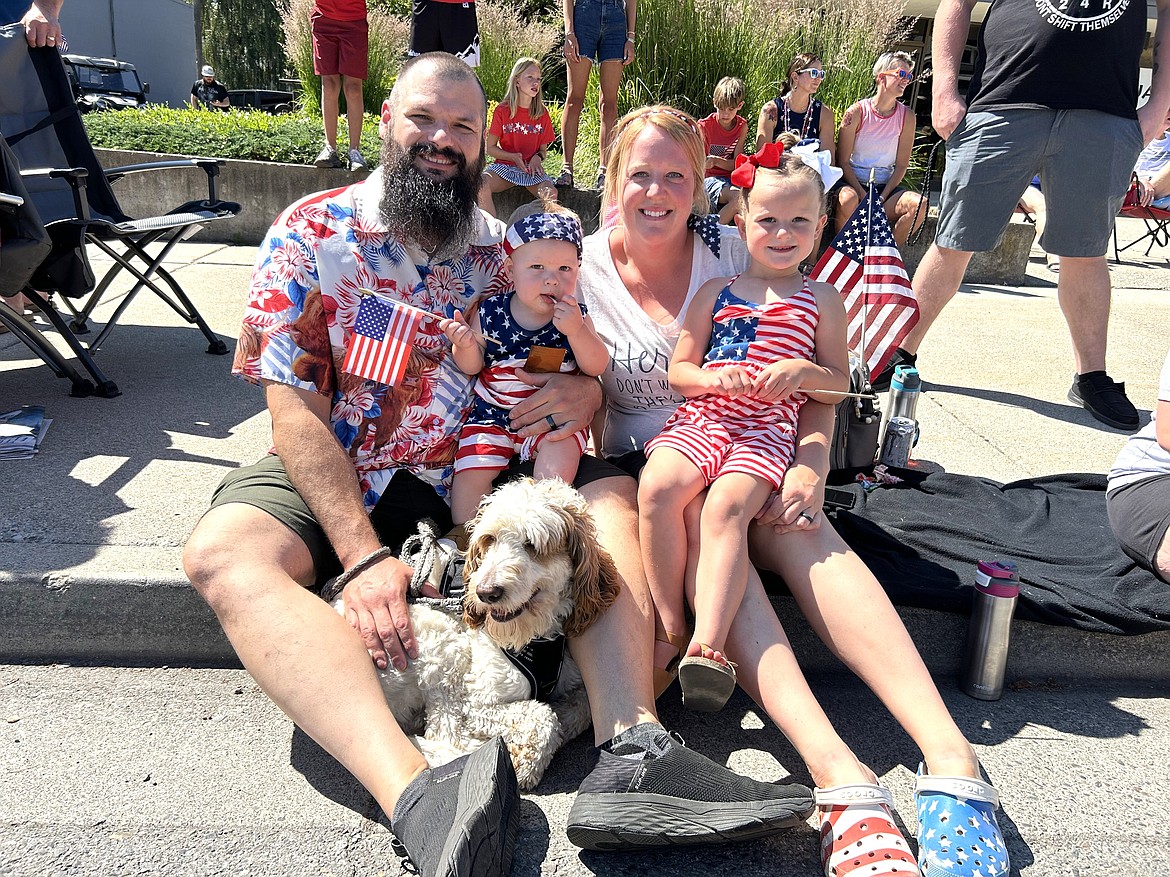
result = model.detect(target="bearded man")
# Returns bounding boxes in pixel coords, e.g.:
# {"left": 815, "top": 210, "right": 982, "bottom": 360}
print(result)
{"left": 184, "top": 53, "right": 814, "bottom": 877}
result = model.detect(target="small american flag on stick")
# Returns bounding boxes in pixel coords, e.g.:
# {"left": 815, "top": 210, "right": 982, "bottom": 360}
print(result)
{"left": 810, "top": 181, "right": 919, "bottom": 376}
{"left": 342, "top": 291, "right": 426, "bottom": 386}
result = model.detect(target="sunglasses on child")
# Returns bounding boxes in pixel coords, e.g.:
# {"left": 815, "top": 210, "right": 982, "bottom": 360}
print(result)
{"left": 799, "top": 68, "right": 827, "bottom": 80}
{"left": 881, "top": 69, "right": 914, "bottom": 81}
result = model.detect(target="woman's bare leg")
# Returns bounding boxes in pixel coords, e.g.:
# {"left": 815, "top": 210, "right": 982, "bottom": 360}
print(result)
{"left": 749, "top": 521, "right": 979, "bottom": 778}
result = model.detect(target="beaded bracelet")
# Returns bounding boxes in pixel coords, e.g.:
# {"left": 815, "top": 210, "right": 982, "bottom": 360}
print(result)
{"left": 320, "top": 545, "right": 394, "bottom": 603}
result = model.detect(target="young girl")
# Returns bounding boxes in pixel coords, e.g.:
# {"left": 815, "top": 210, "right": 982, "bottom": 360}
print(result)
{"left": 478, "top": 58, "right": 559, "bottom": 218}
{"left": 835, "top": 51, "right": 925, "bottom": 246}
{"left": 638, "top": 136, "right": 849, "bottom": 712}
{"left": 441, "top": 203, "right": 608, "bottom": 525}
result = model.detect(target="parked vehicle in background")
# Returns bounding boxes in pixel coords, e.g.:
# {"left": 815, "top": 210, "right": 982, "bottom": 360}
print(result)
{"left": 62, "top": 54, "right": 149, "bottom": 112}
{"left": 227, "top": 89, "right": 295, "bottom": 114}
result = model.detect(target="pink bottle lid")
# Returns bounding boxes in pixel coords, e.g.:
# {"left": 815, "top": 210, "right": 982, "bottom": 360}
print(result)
{"left": 975, "top": 560, "right": 1020, "bottom": 598}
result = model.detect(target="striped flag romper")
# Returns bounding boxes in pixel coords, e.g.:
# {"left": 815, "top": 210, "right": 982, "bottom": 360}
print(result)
{"left": 645, "top": 279, "right": 819, "bottom": 490}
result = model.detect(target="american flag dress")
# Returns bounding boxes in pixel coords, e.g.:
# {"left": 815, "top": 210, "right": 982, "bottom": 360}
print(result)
{"left": 454, "top": 292, "right": 589, "bottom": 473}
{"left": 645, "top": 279, "right": 819, "bottom": 489}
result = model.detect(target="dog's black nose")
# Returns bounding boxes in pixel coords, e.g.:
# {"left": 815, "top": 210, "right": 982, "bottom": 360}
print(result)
{"left": 476, "top": 584, "right": 504, "bottom": 603}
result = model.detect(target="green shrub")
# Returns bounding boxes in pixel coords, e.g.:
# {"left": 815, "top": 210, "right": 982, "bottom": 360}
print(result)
{"left": 83, "top": 106, "right": 382, "bottom": 165}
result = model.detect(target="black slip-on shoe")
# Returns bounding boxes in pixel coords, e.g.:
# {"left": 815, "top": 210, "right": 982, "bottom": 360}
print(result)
{"left": 1068, "top": 372, "right": 1140, "bottom": 431}
{"left": 391, "top": 737, "right": 519, "bottom": 877}
{"left": 566, "top": 723, "right": 813, "bottom": 851}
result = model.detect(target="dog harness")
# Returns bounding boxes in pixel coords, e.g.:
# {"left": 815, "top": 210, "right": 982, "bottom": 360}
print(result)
{"left": 504, "top": 635, "right": 566, "bottom": 702}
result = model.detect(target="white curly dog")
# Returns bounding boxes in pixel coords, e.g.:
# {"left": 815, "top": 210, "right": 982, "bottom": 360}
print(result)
{"left": 335, "top": 477, "right": 621, "bottom": 790}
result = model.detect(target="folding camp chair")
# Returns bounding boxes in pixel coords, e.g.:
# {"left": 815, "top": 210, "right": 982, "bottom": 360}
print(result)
{"left": 1113, "top": 173, "right": 1170, "bottom": 262}
{"left": 0, "top": 24, "right": 240, "bottom": 396}
{"left": 1, "top": 134, "right": 108, "bottom": 397}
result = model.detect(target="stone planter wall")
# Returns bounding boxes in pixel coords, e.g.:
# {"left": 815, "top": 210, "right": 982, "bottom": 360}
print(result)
{"left": 94, "top": 149, "right": 1035, "bottom": 283}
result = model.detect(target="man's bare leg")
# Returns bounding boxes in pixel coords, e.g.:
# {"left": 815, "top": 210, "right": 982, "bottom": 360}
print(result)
{"left": 1056, "top": 255, "right": 1110, "bottom": 374}
{"left": 901, "top": 242, "right": 976, "bottom": 355}
{"left": 183, "top": 502, "right": 426, "bottom": 814}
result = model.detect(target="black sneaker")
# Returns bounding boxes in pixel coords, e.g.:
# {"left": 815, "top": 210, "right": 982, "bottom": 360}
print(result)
{"left": 1068, "top": 371, "right": 1140, "bottom": 431}
{"left": 871, "top": 347, "right": 917, "bottom": 394}
{"left": 565, "top": 723, "right": 813, "bottom": 851}
{"left": 390, "top": 737, "right": 519, "bottom": 877}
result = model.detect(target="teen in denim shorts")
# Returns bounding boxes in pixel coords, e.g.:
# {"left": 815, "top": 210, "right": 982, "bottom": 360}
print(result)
{"left": 559, "top": 0, "right": 634, "bottom": 192}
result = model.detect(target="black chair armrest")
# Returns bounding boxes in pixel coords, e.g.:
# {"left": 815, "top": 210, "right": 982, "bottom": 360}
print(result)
{"left": 105, "top": 158, "right": 226, "bottom": 201}
{"left": 20, "top": 166, "right": 92, "bottom": 220}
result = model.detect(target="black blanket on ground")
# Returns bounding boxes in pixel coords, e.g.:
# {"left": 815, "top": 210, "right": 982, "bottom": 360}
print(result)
{"left": 830, "top": 471, "right": 1170, "bottom": 634}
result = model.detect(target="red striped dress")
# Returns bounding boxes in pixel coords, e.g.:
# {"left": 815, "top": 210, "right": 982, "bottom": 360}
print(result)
{"left": 645, "top": 278, "right": 819, "bottom": 489}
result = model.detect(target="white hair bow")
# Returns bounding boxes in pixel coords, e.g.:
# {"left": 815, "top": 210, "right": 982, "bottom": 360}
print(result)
{"left": 791, "top": 143, "right": 843, "bottom": 191}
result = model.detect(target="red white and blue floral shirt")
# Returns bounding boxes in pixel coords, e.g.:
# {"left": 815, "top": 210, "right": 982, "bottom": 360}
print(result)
{"left": 232, "top": 168, "right": 509, "bottom": 509}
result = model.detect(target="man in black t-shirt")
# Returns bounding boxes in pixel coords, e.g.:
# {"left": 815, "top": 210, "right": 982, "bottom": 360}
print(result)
{"left": 190, "top": 65, "right": 229, "bottom": 111}
{"left": 884, "top": 0, "right": 1170, "bottom": 433}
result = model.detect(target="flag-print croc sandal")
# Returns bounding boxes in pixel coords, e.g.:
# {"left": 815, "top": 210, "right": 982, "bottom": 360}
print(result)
{"left": 816, "top": 783, "right": 920, "bottom": 876}
{"left": 914, "top": 765, "right": 1009, "bottom": 877}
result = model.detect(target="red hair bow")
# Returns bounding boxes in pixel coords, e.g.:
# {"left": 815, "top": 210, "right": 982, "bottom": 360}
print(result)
{"left": 729, "top": 142, "right": 784, "bottom": 190}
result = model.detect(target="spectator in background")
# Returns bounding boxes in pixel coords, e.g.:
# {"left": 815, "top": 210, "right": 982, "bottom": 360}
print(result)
{"left": 698, "top": 76, "right": 748, "bottom": 224}
{"left": 1133, "top": 113, "right": 1170, "bottom": 208}
{"left": 311, "top": 0, "right": 369, "bottom": 172}
{"left": 1014, "top": 179, "right": 1058, "bottom": 272}
{"left": 755, "top": 52, "right": 836, "bottom": 156}
{"left": 408, "top": 0, "right": 480, "bottom": 69}
{"left": 189, "top": 65, "right": 230, "bottom": 112}
{"left": 835, "top": 51, "right": 925, "bottom": 247}
{"left": 889, "top": 0, "right": 1170, "bottom": 431}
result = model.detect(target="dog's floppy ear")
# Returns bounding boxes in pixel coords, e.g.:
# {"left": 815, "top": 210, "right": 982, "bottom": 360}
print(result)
{"left": 561, "top": 499, "right": 622, "bottom": 639}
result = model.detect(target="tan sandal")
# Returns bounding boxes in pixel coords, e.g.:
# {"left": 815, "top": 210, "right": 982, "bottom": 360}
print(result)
{"left": 652, "top": 630, "right": 688, "bottom": 699}
{"left": 677, "top": 644, "right": 737, "bottom": 713}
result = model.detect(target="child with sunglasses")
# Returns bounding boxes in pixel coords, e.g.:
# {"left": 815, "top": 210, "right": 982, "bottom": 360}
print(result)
{"left": 835, "top": 51, "right": 926, "bottom": 247}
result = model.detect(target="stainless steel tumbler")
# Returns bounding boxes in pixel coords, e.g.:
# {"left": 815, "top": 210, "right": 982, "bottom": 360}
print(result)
{"left": 960, "top": 560, "right": 1020, "bottom": 701}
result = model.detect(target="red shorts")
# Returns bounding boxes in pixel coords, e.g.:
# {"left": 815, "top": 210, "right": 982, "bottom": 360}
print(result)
{"left": 311, "top": 11, "right": 369, "bottom": 80}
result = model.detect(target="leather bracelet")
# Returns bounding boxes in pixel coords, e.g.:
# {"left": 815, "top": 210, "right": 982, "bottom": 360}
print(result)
{"left": 320, "top": 545, "right": 393, "bottom": 603}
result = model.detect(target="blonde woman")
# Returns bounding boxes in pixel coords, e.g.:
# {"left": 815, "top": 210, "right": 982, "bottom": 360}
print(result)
{"left": 835, "top": 51, "right": 926, "bottom": 246}
{"left": 580, "top": 104, "right": 1010, "bottom": 877}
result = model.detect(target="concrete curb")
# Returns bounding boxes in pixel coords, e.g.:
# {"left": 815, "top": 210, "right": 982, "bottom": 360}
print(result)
{"left": 6, "top": 550, "right": 1168, "bottom": 684}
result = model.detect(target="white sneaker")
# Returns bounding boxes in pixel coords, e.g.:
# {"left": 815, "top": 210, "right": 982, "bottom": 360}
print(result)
{"left": 348, "top": 149, "right": 369, "bottom": 172}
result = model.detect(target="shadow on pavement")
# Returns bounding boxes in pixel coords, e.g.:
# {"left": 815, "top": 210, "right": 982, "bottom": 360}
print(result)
{"left": 926, "top": 382, "right": 1150, "bottom": 433}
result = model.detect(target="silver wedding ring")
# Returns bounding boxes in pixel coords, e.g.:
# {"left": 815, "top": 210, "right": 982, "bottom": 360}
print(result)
{"left": 545, "top": 414, "right": 558, "bottom": 430}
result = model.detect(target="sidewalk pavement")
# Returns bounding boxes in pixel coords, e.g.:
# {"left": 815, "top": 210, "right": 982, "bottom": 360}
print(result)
{"left": 2, "top": 220, "right": 1169, "bottom": 876}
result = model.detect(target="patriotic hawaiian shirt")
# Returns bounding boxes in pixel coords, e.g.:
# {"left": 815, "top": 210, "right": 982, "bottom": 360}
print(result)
{"left": 232, "top": 168, "right": 510, "bottom": 509}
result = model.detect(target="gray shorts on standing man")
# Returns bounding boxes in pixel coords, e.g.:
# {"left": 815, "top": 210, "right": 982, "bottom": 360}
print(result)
{"left": 935, "top": 108, "right": 1144, "bottom": 257}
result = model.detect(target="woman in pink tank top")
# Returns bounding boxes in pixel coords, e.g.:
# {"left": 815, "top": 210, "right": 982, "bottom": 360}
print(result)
{"left": 835, "top": 51, "right": 926, "bottom": 246}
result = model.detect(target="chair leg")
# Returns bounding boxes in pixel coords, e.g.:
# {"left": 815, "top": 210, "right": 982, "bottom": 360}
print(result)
{"left": 86, "top": 233, "right": 228, "bottom": 355}
{"left": 22, "top": 290, "right": 120, "bottom": 397}
{"left": 0, "top": 297, "right": 97, "bottom": 397}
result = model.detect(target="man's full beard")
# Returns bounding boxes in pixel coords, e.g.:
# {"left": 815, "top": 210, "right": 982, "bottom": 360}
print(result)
{"left": 379, "top": 139, "right": 485, "bottom": 262}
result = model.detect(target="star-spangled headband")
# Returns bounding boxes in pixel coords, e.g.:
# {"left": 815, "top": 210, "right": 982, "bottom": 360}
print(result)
{"left": 730, "top": 141, "right": 843, "bottom": 191}
{"left": 503, "top": 212, "right": 584, "bottom": 258}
